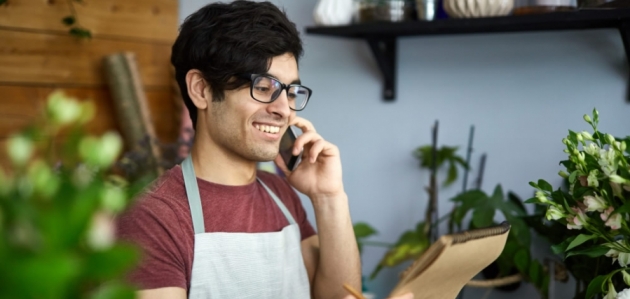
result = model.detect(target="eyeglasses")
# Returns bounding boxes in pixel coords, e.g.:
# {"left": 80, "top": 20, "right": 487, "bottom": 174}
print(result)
{"left": 239, "top": 73, "right": 312, "bottom": 111}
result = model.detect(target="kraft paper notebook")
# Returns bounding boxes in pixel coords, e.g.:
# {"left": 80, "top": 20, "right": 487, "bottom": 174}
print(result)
{"left": 389, "top": 222, "right": 511, "bottom": 299}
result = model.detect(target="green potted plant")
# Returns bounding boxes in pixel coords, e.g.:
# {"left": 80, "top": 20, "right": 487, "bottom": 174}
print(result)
{"left": 0, "top": 91, "right": 144, "bottom": 299}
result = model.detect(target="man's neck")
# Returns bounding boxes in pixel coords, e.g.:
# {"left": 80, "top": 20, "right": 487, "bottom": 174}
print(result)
{"left": 189, "top": 141, "right": 258, "bottom": 186}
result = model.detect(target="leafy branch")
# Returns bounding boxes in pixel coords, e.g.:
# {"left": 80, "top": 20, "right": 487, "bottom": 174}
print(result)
{"left": 63, "top": 0, "right": 91, "bottom": 39}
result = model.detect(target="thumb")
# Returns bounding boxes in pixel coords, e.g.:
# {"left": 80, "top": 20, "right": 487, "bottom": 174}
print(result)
{"left": 342, "top": 296, "right": 357, "bottom": 299}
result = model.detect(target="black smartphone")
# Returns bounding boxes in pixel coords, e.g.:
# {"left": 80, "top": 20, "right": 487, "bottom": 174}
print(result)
{"left": 279, "top": 126, "right": 301, "bottom": 171}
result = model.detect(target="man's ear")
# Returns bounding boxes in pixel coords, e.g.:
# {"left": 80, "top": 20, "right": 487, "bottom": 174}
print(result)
{"left": 186, "top": 69, "right": 210, "bottom": 110}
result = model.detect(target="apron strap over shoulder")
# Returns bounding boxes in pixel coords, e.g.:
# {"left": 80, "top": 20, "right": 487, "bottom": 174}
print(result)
{"left": 257, "top": 178, "right": 297, "bottom": 225}
{"left": 182, "top": 156, "right": 206, "bottom": 234}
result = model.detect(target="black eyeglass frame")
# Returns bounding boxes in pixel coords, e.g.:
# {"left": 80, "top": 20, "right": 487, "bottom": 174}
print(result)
{"left": 238, "top": 73, "right": 312, "bottom": 111}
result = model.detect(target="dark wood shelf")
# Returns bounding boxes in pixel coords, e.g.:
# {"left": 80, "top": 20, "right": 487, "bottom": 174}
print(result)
{"left": 305, "top": 9, "right": 630, "bottom": 101}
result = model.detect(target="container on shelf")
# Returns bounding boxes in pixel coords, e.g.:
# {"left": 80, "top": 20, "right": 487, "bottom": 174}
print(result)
{"left": 443, "top": 0, "right": 514, "bottom": 18}
{"left": 416, "top": 0, "right": 440, "bottom": 21}
{"left": 513, "top": 0, "right": 577, "bottom": 15}
{"left": 355, "top": 0, "right": 415, "bottom": 23}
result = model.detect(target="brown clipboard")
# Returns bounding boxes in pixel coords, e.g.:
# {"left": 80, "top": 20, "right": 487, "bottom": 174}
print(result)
{"left": 389, "top": 222, "right": 511, "bottom": 299}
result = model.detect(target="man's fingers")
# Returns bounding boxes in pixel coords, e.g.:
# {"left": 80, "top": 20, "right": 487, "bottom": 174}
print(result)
{"left": 307, "top": 139, "right": 327, "bottom": 163}
{"left": 293, "top": 131, "right": 322, "bottom": 155}
{"left": 291, "top": 116, "right": 315, "bottom": 133}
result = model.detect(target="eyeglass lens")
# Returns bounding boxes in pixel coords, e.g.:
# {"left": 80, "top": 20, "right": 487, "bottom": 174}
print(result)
{"left": 252, "top": 76, "right": 309, "bottom": 110}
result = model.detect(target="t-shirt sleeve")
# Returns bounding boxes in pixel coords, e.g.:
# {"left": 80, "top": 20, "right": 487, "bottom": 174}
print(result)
{"left": 290, "top": 189, "right": 317, "bottom": 240}
{"left": 116, "top": 195, "right": 189, "bottom": 290}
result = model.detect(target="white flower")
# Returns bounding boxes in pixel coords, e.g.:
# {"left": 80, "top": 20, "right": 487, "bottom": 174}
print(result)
{"left": 536, "top": 191, "right": 549, "bottom": 204}
{"left": 601, "top": 207, "right": 622, "bottom": 230}
{"left": 600, "top": 149, "right": 619, "bottom": 177}
{"left": 87, "top": 211, "right": 115, "bottom": 250}
{"left": 584, "top": 194, "right": 607, "bottom": 212}
{"left": 546, "top": 205, "right": 565, "bottom": 221}
{"left": 585, "top": 143, "right": 600, "bottom": 156}
{"left": 46, "top": 90, "right": 82, "bottom": 125}
{"left": 558, "top": 171, "right": 569, "bottom": 178}
{"left": 617, "top": 288, "right": 630, "bottom": 299}
{"left": 567, "top": 207, "right": 588, "bottom": 230}
{"left": 588, "top": 170, "right": 600, "bottom": 188}
{"left": 606, "top": 241, "right": 630, "bottom": 267}
{"left": 7, "top": 134, "right": 33, "bottom": 166}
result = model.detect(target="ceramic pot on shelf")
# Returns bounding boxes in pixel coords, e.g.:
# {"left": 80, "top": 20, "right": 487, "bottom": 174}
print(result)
{"left": 313, "top": 0, "right": 354, "bottom": 26}
{"left": 443, "top": 0, "right": 515, "bottom": 18}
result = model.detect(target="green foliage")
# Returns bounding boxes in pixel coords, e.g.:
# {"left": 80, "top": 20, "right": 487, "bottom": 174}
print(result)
{"left": 62, "top": 16, "right": 76, "bottom": 26}
{"left": 413, "top": 145, "right": 468, "bottom": 187}
{"left": 0, "top": 91, "right": 142, "bottom": 299}
{"left": 62, "top": 1, "right": 92, "bottom": 39}
{"left": 369, "top": 222, "right": 429, "bottom": 279}
{"left": 451, "top": 187, "right": 548, "bottom": 296}
{"left": 69, "top": 27, "right": 92, "bottom": 39}
{"left": 354, "top": 222, "right": 378, "bottom": 254}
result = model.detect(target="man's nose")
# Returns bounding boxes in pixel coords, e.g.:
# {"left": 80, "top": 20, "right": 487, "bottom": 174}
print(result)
{"left": 267, "top": 89, "right": 291, "bottom": 118}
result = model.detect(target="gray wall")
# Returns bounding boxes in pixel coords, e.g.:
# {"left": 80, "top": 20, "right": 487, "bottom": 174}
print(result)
{"left": 180, "top": 1, "right": 630, "bottom": 298}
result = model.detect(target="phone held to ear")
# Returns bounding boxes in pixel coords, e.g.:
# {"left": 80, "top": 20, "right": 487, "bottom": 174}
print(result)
{"left": 279, "top": 126, "right": 301, "bottom": 171}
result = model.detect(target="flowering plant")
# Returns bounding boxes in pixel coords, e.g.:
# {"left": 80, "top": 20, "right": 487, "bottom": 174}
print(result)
{"left": 528, "top": 109, "right": 630, "bottom": 299}
{"left": 0, "top": 91, "right": 145, "bottom": 299}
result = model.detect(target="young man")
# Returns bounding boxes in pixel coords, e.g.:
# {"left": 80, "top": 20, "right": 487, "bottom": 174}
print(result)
{"left": 117, "top": 1, "right": 359, "bottom": 298}
{"left": 117, "top": 1, "right": 412, "bottom": 298}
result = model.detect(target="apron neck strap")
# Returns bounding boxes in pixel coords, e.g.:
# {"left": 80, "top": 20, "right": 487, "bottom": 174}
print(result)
{"left": 181, "top": 156, "right": 297, "bottom": 234}
{"left": 257, "top": 178, "right": 297, "bottom": 225}
{"left": 182, "top": 156, "right": 206, "bottom": 235}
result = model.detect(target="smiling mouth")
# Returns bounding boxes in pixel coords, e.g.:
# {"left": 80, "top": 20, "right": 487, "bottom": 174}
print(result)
{"left": 254, "top": 124, "right": 280, "bottom": 134}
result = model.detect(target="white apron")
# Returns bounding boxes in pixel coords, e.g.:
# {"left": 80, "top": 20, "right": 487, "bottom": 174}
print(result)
{"left": 181, "top": 157, "right": 311, "bottom": 299}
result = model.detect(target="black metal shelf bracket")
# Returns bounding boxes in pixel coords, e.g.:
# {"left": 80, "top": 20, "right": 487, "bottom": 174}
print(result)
{"left": 619, "top": 20, "right": 630, "bottom": 102}
{"left": 367, "top": 38, "right": 397, "bottom": 101}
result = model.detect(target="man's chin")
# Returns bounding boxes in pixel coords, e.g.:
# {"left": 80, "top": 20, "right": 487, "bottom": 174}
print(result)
{"left": 248, "top": 148, "right": 279, "bottom": 163}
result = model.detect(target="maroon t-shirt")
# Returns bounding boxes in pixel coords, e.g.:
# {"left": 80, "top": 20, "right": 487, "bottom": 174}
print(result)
{"left": 116, "top": 165, "right": 316, "bottom": 291}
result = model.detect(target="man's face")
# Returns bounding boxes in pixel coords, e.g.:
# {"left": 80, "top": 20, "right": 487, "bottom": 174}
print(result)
{"left": 202, "top": 53, "right": 299, "bottom": 163}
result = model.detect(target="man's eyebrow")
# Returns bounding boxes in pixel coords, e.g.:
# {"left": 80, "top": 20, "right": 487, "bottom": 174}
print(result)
{"left": 264, "top": 72, "right": 301, "bottom": 85}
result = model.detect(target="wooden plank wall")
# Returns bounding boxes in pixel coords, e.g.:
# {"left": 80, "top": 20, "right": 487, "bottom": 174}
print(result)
{"left": 0, "top": 0, "right": 180, "bottom": 167}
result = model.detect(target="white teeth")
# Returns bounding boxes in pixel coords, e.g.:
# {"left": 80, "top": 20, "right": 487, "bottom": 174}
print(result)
{"left": 255, "top": 124, "right": 280, "bottom": 134}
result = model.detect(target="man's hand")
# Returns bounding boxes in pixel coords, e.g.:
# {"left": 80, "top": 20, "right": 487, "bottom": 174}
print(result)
{"left": 275, "top": 116, "right": 344, "bottom": 200}
{"left": 343, "top": 293, "right": 414, "bottom": 299}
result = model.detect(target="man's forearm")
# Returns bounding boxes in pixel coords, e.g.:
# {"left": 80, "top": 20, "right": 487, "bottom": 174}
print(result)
{"left": 311, "top": 193, "right": 361, "bottom": 299}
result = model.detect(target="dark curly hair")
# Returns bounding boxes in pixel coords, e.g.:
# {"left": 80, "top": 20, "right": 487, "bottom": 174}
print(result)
{"left": 171, "top": 0, "right": 303, "bottom": 128}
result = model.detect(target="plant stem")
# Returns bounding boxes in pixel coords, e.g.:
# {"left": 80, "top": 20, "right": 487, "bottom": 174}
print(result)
{"left": 424, "top": 120, "right": 439, "bottom": 243}
{"left": 65, "top": 0, "right": 81, "bottom": 27}
{"left": 474, "top": 153, "right": 487, "bottom": 190}
{"left": 462, "top": 125, "right": 474, "bottom": 193}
